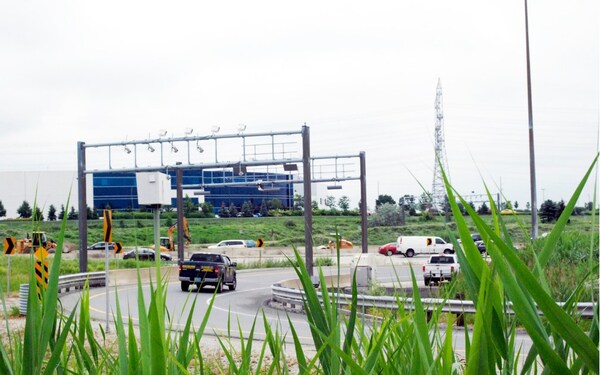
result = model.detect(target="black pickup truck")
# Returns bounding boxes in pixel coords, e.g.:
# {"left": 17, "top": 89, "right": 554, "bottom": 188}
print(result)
{"left": 178, "top": 252, "right": 237, "bottom": 292}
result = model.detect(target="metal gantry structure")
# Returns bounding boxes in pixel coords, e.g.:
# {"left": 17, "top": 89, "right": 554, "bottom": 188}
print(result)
{"left": 77, "top": 125, "right": 367, "bottom": 276}
{"left": 431, "top": 78, "right": 450, "bottom": 210}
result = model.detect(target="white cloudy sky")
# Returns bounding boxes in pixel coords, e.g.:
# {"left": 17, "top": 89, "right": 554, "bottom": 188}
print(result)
{"left": 0, "top": 1, "right": 598, "bottom": 209}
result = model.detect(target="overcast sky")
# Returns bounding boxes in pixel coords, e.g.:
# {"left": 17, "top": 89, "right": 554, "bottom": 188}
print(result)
{"left": 0, "top": 1, "right": 598, "bottom": 210}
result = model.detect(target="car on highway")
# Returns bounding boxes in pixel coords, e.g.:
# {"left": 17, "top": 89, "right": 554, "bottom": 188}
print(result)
{"left": 208, "top": 240, "right": 248, "bottom": 249}
{"left": 87, "top": 242, "right": 115, "bottom": 250}
{"left": 396, "top": 236, "right": 454, "bottom": 257}
{"left": 423, "top": 254, "right": 460, "bottom": 286}
{"left": 122, "top": 248, "right": 172, "bottom": 261}
{"left": 179, "top": 252, "right": 237, "bottom": 292}
{"left": 378, "top": 242, "right": 399, "bottom": 256}
{"left": 458, "top": 234, "right": 486, "bottom": 254}
{"left": 475, "top": 240, "right": 486, "bottom": 254}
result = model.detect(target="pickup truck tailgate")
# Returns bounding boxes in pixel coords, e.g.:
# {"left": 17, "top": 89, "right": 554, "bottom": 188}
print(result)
{"left": 182, "top": 263, "right": 214, "bottom": 272}
{"left": 425, "top": 264, "right": 449, "bottom": 277}
{"left": 180, "top": 262, "right": 220, "bottom": 282}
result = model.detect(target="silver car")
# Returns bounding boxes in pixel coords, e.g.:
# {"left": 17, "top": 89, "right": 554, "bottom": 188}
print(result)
{"left": 208, "top": 240, "right": 248, "bottom": 249}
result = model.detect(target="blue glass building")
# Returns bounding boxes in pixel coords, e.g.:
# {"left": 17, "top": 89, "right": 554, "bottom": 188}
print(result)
{"left": 92, "top": 170, "right": 293, "bottom": 213}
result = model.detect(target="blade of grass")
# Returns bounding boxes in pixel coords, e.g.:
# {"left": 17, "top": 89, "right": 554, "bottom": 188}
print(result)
{"left": 481, "top": 227, "right": 588, "bottom": 372}
{"left": 287, "top": 249, "right": 335, "bottom": 374}
{"left": 538, "top": 154, "right": 598, "bottom": 268}
{"left": 476, "top": 161, "right": 600, "bottom": 370}
{"left": 113, "top": 286, "right": 129, "bottom": 374}
{"left": 444, "top": 174, "right": 509, "bottom": 361}
{"left": 262, "top": 311, "right": 287, "bottom": 375}
{"left": 317, "top": 266, "right": 341, "bottom": 375}
{"left": 408, "top": 265, "right": 434, "bottom": 370}
{"left": 440, "top": 312, "right": 455, "bottom": 375}
{"left": 175, "top": 294, "right": 198, "bottom": 367}
{"left": 127, "top": 315, "right": 140, "bottom": 374}
{"left": 37, "top": 195, "right": 68, "bottom": 371}
{"left": 286, "top": 314, "right": 308, "bottom": 375}
{"left": 84, "top": 281, "right": 102, "bottom": 363}
{"left": 147, "top": 281, "right": 167, "bottom": 373}
{"left": 465, "top": 266, "right": 493, "bottom": 375}
{"left": 135, "top": 267, "right": 152, "bottom": 374}
{"left": 342, "top": 267, "right": 358, "bottom": 373}
{"left": 42, "top": 306, "right": 78, "bottom": 375}
{"left": 0, "top": 282, "right": 15, "bottom": 375}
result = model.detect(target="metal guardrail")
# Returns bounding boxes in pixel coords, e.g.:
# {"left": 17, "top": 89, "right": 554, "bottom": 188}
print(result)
{"left": 19, "top": 272, "right": 106, "bottom": 316}
{"left": 271, "top": 285, "right": 597, "bottom": 319}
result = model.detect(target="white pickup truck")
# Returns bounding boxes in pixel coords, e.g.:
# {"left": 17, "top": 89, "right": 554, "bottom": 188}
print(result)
{"left": 422, "top": 254, "right": 460, "bottom": 286}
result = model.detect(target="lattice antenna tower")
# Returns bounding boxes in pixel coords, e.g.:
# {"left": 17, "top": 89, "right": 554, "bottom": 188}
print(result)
{"left": 431, "top": 78, "right": 450, "bottom": 210}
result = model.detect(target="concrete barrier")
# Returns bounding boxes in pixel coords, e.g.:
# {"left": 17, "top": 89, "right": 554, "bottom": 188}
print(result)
{"left": 278, "top": 274, "right": 352, "bottom": 290}
{"left": 108, "top": 266, "right": 179, "bottom": 286}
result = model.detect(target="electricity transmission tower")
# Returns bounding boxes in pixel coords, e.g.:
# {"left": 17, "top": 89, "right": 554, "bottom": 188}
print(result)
{"left": 431, "top": 78, "right": 450, "bottom": 210}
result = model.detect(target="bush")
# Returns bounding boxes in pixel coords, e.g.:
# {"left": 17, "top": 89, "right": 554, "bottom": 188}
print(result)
{"left": 368, "top": 203, "right": 402, "bottom": 227}
{"left": 314, "top": 257, "right": 334, "bottom": 267}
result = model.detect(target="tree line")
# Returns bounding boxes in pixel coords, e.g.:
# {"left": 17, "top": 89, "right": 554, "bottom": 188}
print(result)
{"left": 369, "top": 193, "right": 595, "bottom": 227}
{"left": 0, "top": 193, "right": 357, "bottom": 221}
{"left": 0, "top": 194, "right": 593, "bottom": 223}
{"left": 0, "top": 200, "right": 83, "bottom": 221}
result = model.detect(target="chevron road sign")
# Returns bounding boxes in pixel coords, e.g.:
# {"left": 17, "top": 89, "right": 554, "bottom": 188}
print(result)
{"left": 3, "top": 237, "right": 15, "bottom": 255}
{"left": 103, "top": 209, "right": 112, "bottom": 243}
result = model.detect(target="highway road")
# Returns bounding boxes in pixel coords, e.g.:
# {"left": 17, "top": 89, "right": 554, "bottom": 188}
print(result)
{"left": 59, "top": 257, "right": 420, "bottom": 346}
{"left": 59, "top": 255, "right": 533, "bottom": 358}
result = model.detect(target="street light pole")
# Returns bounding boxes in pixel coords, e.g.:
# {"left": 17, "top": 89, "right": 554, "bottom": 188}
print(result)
{"left": 359, "top": 152, "right": 368, "bottom": 254}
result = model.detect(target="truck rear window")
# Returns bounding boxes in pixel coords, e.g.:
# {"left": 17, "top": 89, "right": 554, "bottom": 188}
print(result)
{"left": 190, "top": 254, "right": 222, "bottom": 262}
{"left": 430, "top": 256, "right": 454, "bottom": 264}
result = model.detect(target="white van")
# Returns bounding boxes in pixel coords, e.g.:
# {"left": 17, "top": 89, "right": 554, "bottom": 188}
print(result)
{"left": 396, "top": 236, "right": 454, "bottom": 257}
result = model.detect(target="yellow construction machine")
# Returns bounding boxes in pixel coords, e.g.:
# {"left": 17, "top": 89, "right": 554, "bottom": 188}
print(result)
{"left": 16, "top": 232, "right": 58, "bottom": 254}
{"left": 151, "top": 217, "right": 191, "bottom": 252}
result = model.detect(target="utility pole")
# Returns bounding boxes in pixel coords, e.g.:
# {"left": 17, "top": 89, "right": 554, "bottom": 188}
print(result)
{"left": 77, "top": 141, "right": 88, "bottom": 272}
{"left": 301, "top": 125, "right": 314, "bottom": 276}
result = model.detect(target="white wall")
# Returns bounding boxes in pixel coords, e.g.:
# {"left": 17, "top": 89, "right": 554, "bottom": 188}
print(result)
{"left": 0, "top": 171, "right": 93, "bottom": 219}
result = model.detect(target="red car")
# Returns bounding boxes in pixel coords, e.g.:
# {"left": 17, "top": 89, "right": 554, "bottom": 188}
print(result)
{"left": 378, "top": 242, "right": 399, "bottom": 256}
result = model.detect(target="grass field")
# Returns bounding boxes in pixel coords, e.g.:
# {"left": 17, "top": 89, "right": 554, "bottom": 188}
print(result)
{"left": 0, "top": 213, "right": 597, "bottom": 298}
{"left": 0, "top": 212, "right": 595, "bottom": 250}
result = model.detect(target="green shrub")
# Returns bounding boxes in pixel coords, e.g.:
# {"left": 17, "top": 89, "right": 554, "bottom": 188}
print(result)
{"left": 314, "top": 257, "right": 334, "bottom": 267}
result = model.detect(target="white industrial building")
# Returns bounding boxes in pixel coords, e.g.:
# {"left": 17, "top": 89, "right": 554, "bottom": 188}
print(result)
{"left": 0, "top": 170, "right": 329, "bottom": 219}
{"left": 0, "top": 171, "right": 93, "bottom": 219}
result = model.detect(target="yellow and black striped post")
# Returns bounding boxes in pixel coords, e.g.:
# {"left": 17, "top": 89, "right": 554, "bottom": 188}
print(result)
{"left": 34, "top": 246, "right": 49, "bottom": 300}
{"left": 103, "top": 209, "right": 113, "bottom": 243}
{"left": 102, "top": 209, "right": 113, "bottom": 333}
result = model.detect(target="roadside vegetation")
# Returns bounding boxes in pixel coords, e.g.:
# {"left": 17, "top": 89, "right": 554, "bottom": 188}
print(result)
{"left": 0, "top": 208, "right": 596, "bottom": 299}
{"left": 0, "top": 214, "right": 595, "bottom": 299}
{"left": 0, "top": 209, "right": 595, "bottom": 251}
{"left": 0, "top": 156, "right": 598, "bottom": 373}
{"left": 0, "top": 153, "right": 598, "bottom": 372}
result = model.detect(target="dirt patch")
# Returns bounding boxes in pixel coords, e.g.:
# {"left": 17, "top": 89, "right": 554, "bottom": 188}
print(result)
{"left": 63, "top": 242, "right": 77, "bottom": 253}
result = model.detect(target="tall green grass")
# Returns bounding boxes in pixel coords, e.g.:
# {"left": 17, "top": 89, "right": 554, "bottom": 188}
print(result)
{"left": 0, "top": 156, "right": 598, "bottom": 373}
